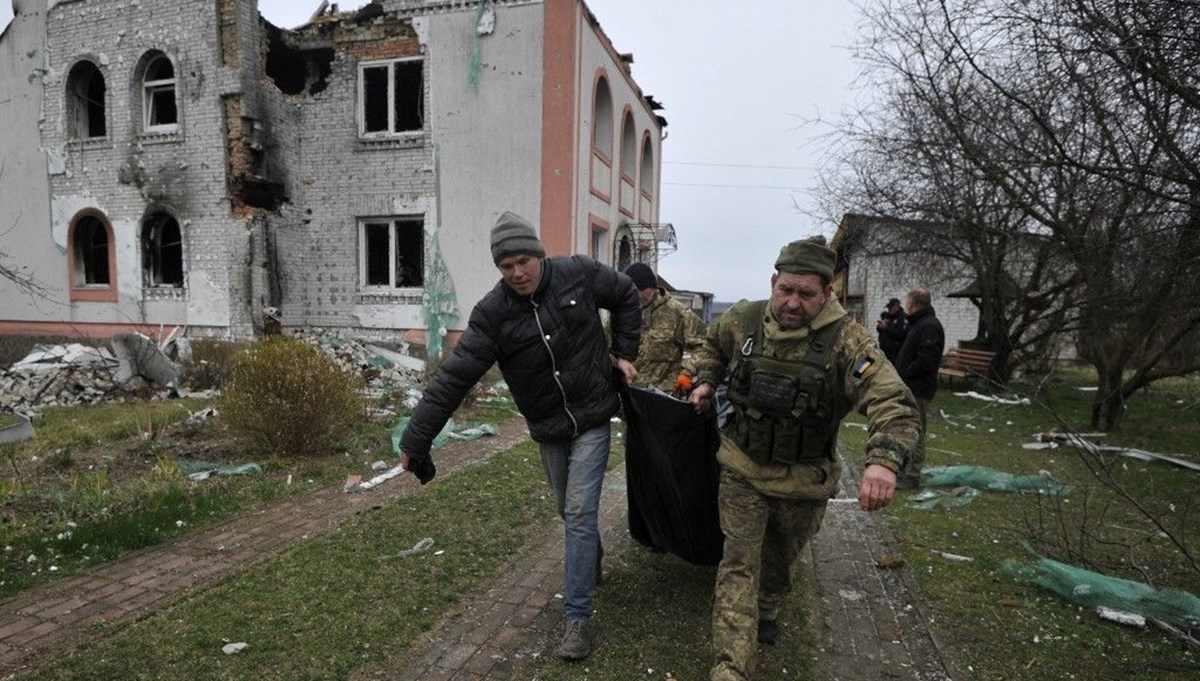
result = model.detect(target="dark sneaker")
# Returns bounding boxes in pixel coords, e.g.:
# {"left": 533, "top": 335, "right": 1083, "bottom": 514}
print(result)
{"left": 558, "top": 618, "right": 592, "bottom": 660}
{"left": 757, "top": 618, "right": 779, "bottom": 645}
{"left": 896, "top": 475, "right": 922, "bottom": 490}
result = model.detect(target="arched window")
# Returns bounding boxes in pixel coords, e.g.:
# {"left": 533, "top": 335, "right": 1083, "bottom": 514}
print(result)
{"left": 142, "top": 211, "right": 184, "bottom": 287}
{"left": 66, "top": 60, "right": 106, "bottom": 139}
{"left": 592, "top": 77, "right": 613, "bottom": 158}
{"left": 640, "top": 135, "right": 654, "bottom": 195}
{"left": 141, "top": 52, "right": 178, "bottom": 132}
{"left": 620, "top": 111, "right": 636, "bottom": 179}
{"left": 68, "top": 209, "right": 117, "bottom": 302}
{"left": 639, "top": 134, "right": 655, "bottom": 222}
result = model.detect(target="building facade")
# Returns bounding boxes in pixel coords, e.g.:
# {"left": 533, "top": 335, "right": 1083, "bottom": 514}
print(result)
{"left": 0, "top": 0, "right": 668, "bottom": 351}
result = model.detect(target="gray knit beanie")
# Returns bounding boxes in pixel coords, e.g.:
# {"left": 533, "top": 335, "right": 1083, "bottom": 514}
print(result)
{"left": 490, "top": 211, "right": 546, "bottom": 264}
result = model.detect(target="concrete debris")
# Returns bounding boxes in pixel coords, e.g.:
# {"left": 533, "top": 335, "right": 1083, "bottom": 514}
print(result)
{"left": 221, "top": 641, "right": 249, "bottom": 655}
{"left": 0, "top": 331, "right": 429, "bottom": 416}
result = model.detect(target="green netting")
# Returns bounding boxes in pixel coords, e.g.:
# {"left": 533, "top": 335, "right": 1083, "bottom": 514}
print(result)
{"left": 1004, "top": 556, "right": 1200, "bottom": 629}
{"left": 422, "top": 231, "right": 460, "bottom": 364}
{"left": 468, "top": 0, "right": 495, "bottom": 92}
{"left": 174, "top": 460, "right": 262, "bottom": 476}
{"left": 390, "top": 417, "right": 496, "bottom": 457}
{"left": 923, "top": 465, "right": 1073, "bottom": 495}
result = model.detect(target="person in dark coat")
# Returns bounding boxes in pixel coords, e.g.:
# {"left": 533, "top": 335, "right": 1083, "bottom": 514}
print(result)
{"left": 875, "top": 297, "right": 908, "bottom": 363}
{"left": 399, "top": 211, "right": 641, "bottom": 661}
{"left": 892, "top": 287, "right": 946, "bottom": 489}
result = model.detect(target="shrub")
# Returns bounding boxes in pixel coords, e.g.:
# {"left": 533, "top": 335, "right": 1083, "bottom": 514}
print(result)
{"left": 219, "top": 337, "right": 365, "bottom": 458}
{"left": 179, "top": 339, "right": 250, "bottom": 390}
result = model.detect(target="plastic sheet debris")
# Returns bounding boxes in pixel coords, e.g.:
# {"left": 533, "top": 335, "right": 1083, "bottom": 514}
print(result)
{"left": 379, "top": 537, "right": 435, "bottom": 560}
{"left": 1004, "top": 556, "right": 1200, "bottom": 631}
{"left": 1031, "top": 432, "right": 1200, "bottom": 472}
{"left": 390, "top": 417, "right": 496, "bottom": 459}
{"left": 0, "top": 413, "right": 35, "bottom": 445}
{"left": 175, "top": 460, "right": 262, "bottom": 481}
{"left": 906, "top": 486, "right": 982, "bottom": 509}
{"left": 923, "top": 465, "right": 1072, "bottom": 495}
{"left": 933, "top": 550, "right": 974, "bottom": 562}
{"left": 952, "top": 391, "right": 1031, "bottom": 406}
{"left": 359, "top": 463, "right": 405, "bottom": 491}
{"left": 1098, "top": 606, "right": 1146, "bottom": 628}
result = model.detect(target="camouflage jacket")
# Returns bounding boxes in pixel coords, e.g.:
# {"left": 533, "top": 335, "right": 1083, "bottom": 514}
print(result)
{"left": 694, "top": 297, "right": 920, "bottom": 497}
{"left": 635, "top": 289, "right": 707, "bottom": 391}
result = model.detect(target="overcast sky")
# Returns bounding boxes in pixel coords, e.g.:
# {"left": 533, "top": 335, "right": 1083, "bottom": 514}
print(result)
{"left": 2, "top": 0, "right": 863, "bottom": 302}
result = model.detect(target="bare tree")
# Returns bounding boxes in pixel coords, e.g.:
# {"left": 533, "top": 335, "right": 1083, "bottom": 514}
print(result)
{"left": 825, "top": 0, "right": 1200, "bottom": 428}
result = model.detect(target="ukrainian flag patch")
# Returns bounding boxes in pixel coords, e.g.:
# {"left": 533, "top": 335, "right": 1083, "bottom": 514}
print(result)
{"left": 852, "top": 355, "right": 875, "bottom": 378}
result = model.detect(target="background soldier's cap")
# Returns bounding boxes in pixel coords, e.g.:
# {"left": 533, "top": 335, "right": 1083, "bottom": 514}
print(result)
{"left": 775, "top": 235, "right": 835, "bottom": 280}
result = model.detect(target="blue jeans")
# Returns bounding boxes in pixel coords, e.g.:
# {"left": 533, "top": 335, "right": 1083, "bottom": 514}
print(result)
{"left": 539, "top": 423, "right": 610, "bottom": 621}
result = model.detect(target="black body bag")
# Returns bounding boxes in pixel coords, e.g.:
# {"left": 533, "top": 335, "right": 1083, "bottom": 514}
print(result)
{"left": 620, "top": 384, "right": 723, "bottom": 565}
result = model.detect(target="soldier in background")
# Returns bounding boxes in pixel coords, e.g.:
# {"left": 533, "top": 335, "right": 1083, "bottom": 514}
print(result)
{"left": 688, "top": 236, "right": 920, "bottom": 681}
{"left": 623, "top": 262, "right": 707, "bottom": 396}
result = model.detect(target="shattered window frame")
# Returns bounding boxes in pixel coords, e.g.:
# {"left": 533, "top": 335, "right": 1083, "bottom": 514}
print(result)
{"left": 359, "top": 216, "right": 426, "bottom": 290}
{"left": 142, "top": 54, "right": 178, "bottom": 134}
{"left": 141, "top": 211, "right": 185, "bottom": 289}
{"left": 67, "top": 209, "right": 118, "bottom": 303}
{"left": 66, "top": 59, "right": 107, "bottom": 140}
{"left": 358, "top": 57, "right": 425, "bottom": 137}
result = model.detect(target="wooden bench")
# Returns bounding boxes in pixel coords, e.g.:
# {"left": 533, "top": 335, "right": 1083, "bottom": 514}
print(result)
{"left": 938, "top": 347, "right": 996, "bottom": 382}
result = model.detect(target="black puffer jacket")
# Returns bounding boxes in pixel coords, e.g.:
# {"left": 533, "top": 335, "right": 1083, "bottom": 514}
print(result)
{"left": 400, "top": 255, "right": 641, "bottom": 458}
{"left": 894, "top": 305, "right": 945, "bottom": 400}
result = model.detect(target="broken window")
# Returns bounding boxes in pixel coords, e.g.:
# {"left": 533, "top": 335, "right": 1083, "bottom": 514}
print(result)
{"left": 142, "top": 212, "right": 184, "bottom": 287}
{"left": 360, "top": 58, "right": 424, "bottom": 135}
{"left": 361, "top": 217, "right": 425, "bottom": 288}
{"left": 73, "top": 214, "right": 111, "bottom": 287}
{"left": 66, "top": 60, "right": 106, "bottom": 139}
{"left": 592, "top": 228, "right": 607, "bottom": 264}
{"left": 142, "top": 53, "right": 178, "bottom": 132}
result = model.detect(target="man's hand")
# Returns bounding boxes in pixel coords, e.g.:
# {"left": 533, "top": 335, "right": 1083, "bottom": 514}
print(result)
{"left": 857, "top": 463, "right": 897, "bottom": 511}
{"left": 401, "top": 453, "right": 437, "bottom": 485}
{"left": 616, "top": 357, "right": 638, "bottom": 385}
{"left": 688, "top": 381, "right": 715, "bottom": 414}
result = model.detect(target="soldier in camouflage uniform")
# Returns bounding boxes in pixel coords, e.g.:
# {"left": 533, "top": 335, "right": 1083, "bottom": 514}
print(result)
{"left": 624, "top": 262, "right": 707, "bottom": 393}
{"left": 688, "top": 236, "right": 921, "bottom": 681}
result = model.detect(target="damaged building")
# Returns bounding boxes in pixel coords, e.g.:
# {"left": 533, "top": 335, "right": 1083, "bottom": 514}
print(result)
{"left": 0, "top": 0, "right": 670, "bottom": 354}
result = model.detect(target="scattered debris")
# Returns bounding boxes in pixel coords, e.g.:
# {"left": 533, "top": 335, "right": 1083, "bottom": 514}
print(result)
{"left": 907, "top": 485, "right": 981, "bottom": 509}
{"left": 933, "top": 550, "right": 974, "bottom": 563}
{"left": 0, "top": 413, "right": 35, "bottom": 446}
{"left": 343, "top": 474, "right": 363, "bottom": 492}
{"left": 379, "top": 537, "right": 435, "bottom": 560}
{"left": 221, "top": 641, "right": 249, "bottom": 655}
{"left": 358, "top": 463, "right": 406, "bottom": 491}
{"left": 1097, "top": 606, "right": 1146, "bottom": 628}
{"left": 952, "top": 391, "right": 1031, "bottom": 406}
{"left": 924, "top": 465, "right": 1072, "bottom": 496}
{"left": 875, "top": 553, "right": 906, "bottom": 569}
{"left": 175, "top": 460, "right": 263, "bottom": 481}
{"left": 1030, "top": 432, "right": 1200, "bottom": 472}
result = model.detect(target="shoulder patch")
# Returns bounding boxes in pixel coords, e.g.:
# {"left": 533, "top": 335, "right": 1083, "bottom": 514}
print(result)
{"left": 852, "top": 354, "right": 876, "bottom": 379}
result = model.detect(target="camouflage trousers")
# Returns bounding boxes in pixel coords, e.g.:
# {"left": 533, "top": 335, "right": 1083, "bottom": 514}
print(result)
{"left": 903, "top": 396, "right": 929, "bottom": 478}
{"left": 710, "top": 468, "right": 827, "bottom": 681}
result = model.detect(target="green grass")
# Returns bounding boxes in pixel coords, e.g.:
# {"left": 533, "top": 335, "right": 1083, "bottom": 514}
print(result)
{"left": 21, "top": 440, "right": 557, "bottom": 681}
{"left": 840, "top": 370, "right": 1200, "bottom": 680}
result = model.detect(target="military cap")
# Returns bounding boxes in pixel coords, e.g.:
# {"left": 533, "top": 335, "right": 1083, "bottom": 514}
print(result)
{"left": 775, "top": 235, "right": 835, "bottom": 281}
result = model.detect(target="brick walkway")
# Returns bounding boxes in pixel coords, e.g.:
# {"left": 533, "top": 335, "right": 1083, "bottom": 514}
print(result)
{"left": 1, "top": 424, "right": 959, "bottom": 681}
{"left": 0, "top": 419, "right": 533, "bottom": 677}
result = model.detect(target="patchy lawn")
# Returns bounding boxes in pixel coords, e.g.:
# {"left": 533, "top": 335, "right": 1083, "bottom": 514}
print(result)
{"left": 840, "top": 370, "right": 1200, "bottom": 680}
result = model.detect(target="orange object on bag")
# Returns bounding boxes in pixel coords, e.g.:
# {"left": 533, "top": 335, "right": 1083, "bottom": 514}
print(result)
{"left": 675, "top": 374, "right": 693, "bottom": 393}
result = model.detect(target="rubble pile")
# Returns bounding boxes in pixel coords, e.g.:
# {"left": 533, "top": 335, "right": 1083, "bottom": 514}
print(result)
{"left": 0, "top": 333, "right": 429, "bottom": 417}
{"left": 0, "top": 344, "right": 130, "bottom": 414}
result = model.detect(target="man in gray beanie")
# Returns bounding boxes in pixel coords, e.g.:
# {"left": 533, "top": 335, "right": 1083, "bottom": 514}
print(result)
{"left": 401, "top": 210, "right": 641, "bottom": 661}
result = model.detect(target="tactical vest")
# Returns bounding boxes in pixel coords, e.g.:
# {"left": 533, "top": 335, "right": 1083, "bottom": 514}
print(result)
{"left": 726, "top": 301, "right": 849, "bottom": 466}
